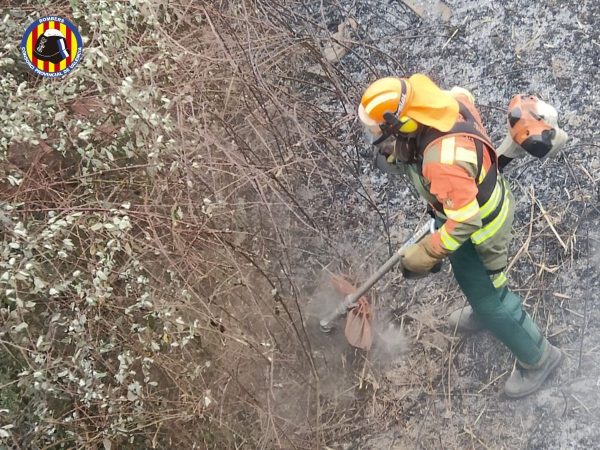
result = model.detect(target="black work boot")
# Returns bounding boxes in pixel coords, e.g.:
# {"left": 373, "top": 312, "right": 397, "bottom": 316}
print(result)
{"left": 504, "top": 343, "right": 562, "bottom": 398}
{"left": 448, "top": 305, "right": 484, "bottom": 333}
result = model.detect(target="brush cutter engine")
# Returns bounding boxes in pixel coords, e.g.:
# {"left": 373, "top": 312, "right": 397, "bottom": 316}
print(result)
{"left": 496, "top": 95, "right": 568, "bottom": 170}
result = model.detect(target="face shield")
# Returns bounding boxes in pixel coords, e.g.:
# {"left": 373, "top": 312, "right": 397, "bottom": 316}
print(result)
{"left": 358, "top": 104, "right": 397, "bottom": 170}
{"left": 358, "top": 103, "right": 384, "bottom": 145}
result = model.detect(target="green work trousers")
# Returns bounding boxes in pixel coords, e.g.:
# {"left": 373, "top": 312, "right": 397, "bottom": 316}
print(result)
{"left": 449, "top": 239, "right": 547, "bottom": 366}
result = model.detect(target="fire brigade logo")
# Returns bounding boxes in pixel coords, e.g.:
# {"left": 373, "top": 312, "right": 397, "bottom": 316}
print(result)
{"left": 20, "top": 16, "right": 83, "bottom": 78}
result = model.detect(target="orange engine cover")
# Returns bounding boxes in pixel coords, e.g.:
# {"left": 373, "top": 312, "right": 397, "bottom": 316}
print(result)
{"left": 507, "top": 94, "right": 556, "bottom": 158}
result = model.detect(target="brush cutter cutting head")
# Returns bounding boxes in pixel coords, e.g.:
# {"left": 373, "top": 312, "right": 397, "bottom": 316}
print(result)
{"left": 327, "top": 275, "right": 374, "bottom": 350}
{"left": 345, "top": 297, "right": 373, "bottom": 350}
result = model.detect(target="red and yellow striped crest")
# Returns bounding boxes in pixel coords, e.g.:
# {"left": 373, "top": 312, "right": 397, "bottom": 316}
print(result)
{"left": 20, "top": 16, "right": 83, "bottom": 78}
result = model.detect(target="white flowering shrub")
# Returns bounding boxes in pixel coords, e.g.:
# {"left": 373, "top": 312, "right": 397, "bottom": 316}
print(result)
{"left": 0, "top": 0, "right": 360, "bottom": 448}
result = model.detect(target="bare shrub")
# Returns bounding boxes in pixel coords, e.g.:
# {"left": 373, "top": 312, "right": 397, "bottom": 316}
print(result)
{"left": 0, "top": 1, "right": 383, "bottom": 448}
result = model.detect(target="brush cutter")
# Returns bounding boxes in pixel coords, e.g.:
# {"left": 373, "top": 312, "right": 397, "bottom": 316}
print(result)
{"left": 319, "top": 219, "right": 436, "bottom": 349}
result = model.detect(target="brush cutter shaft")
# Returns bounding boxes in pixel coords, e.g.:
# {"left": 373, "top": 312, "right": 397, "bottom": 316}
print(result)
{"left": 319, "top": 219, "right": 435, "bottom": 331}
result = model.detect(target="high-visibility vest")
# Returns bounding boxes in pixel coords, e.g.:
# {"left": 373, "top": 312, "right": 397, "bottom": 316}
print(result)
{"left": 413, "top": 100, "right": 505, "bottom": 226}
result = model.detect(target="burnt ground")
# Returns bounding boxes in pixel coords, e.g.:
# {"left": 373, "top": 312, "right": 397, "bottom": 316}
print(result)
{"left": 289, "top": 0, "right": 600, "bottom": 448}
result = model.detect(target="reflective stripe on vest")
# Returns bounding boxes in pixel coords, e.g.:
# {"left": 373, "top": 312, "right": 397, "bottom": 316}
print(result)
{"left": 480, "top": 180, "right": 502, "bottom": 220}
{"left": 440, "top": 225, "right": 461, "bottom": 251}
{"left": 444, "top": 198, "right": 479, "bottom": 223}
{"left": 471, "top": 179, "right": 511, "bottom": 245}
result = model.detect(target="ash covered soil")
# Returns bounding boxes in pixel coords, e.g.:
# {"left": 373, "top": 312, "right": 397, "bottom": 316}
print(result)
{"left": 293, "top": 0, "right": 600, "bottom": 449}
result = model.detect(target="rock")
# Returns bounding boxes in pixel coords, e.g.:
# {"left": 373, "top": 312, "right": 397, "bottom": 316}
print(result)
{"left": 401, "top": 0, "right": 453, "bottom": 23}
{"left": 307, "top": 18, "right": 358, "bottom": 75}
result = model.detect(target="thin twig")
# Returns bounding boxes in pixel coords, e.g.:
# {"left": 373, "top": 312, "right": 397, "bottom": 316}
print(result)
{"left": 577, "top": 227, "right": 590, "bottom": 375}
{"left": 529, "top": 188, "right": 568, "bottom": 252}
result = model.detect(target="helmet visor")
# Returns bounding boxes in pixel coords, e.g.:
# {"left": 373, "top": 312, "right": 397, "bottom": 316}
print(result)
{"left": 358, "top": 104, "right": 383, "bottom": 144}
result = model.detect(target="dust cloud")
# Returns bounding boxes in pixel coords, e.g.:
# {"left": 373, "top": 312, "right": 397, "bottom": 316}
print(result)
{"left": 370, "top": 319, "right": 410, "bottom": 368}
{"left": 303, "top": 272, "right": 409, "bottom": 397}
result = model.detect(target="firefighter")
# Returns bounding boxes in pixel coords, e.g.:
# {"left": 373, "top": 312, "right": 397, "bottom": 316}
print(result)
{"left": 358, "top": 74, "right": 562, "bottom": 398}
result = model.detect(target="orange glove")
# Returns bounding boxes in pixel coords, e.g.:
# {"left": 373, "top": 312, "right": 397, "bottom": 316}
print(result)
{"left": 401, "top": 234, "right": 448, "bottom": 274}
